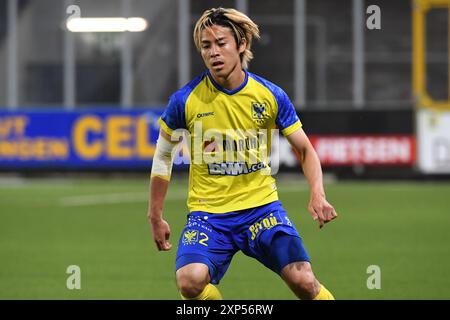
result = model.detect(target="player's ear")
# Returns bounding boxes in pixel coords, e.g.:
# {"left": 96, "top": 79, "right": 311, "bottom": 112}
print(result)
{"left": 238, "top": 38, "right": 247, "bottom": 54}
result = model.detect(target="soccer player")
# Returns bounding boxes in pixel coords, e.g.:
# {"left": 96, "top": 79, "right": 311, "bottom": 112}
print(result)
{"left": 147, "top": 7, "right": 337, "bottom": 300}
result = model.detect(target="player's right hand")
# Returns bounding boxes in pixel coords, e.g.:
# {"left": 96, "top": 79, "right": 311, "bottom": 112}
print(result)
{"left": 150, "top": 218, "right": 172, "bottom": 251}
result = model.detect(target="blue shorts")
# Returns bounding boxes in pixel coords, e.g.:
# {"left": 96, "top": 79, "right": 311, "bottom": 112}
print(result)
{"left": 175, "top": 200, "right": 310, "bottom": 284}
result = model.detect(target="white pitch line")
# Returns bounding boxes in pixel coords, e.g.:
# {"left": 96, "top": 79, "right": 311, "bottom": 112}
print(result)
{"left": 60, "top": 191, "right": 187, "bottom": 207}
{"left": 60, "top": 185, "right": 311, "bottom": 207}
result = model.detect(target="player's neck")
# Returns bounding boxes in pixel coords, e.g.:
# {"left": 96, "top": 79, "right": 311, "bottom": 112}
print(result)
{"left": 210, "top": 67, "right": 246, "bottom": 91}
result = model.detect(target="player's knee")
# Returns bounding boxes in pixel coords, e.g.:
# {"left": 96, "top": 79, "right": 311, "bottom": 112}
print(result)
{"left": 178, "top": 279, "right": 206, "bottom": 298}
{"left": 293, "top": 271, "right": 320, "bottom": 300}
{"left": 282, "top": 262, "right": 320, "bottom": 300}
{"left": 176, "top": 264, "right": 209, "bottom": 298}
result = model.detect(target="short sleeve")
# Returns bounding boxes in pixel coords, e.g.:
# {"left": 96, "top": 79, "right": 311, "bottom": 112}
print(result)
{"left": 158, "top": 94, "right": 186, "bottom": 135}
{"left": 275, "top": 91, "right": 302, "bottom": 136}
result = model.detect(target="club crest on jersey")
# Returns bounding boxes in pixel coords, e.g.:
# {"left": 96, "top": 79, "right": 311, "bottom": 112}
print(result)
{"left": 182, "top": 229, "right": 198, "bottom": 245}
{"left": 251, "top": 102, "right": 268, "bottom": 124}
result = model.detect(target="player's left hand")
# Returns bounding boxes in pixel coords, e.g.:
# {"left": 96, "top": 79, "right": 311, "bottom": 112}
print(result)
{"left": 308, "top": 193, "right": 338, "bottom": 229}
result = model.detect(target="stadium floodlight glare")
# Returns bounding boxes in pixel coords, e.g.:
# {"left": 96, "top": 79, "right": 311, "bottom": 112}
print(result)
{"left": 66, "top": 17, "right": 148, "bottom": 32}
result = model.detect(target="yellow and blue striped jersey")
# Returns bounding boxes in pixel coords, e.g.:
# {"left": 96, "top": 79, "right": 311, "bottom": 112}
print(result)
{"left": 159, "top": 69, "right": 302, "bottom": 213}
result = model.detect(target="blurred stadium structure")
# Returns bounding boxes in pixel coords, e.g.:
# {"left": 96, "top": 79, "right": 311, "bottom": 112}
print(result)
{"left": 0, "top": 0, "right": 449, "bottom": 177}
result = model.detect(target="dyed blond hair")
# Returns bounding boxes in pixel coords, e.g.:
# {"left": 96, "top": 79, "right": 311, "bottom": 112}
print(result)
{"left": 193, "top": 7, "right": 260, "bottom": 69}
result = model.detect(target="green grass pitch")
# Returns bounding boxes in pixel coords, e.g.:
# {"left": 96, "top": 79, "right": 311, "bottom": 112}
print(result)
{"left": 1, "top": 176, "right": 449, "bottom": 299}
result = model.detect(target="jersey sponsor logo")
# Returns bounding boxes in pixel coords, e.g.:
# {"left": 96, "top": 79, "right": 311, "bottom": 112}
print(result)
{"left": 251, "top": 102, "right": 268, "bottom": 124}
{"left": 207, "top": 161, "right": 266, "bottom": 176}
{"left": 196, "top": 112, "right": 215, "bottom": 118}
{"left": 202, "top": 136, "right": 260, "bottom": 153}
{"left": 249, "top": 212, "right": 282, "bottom": 240}
{"left": 203, "top": 140, "right": 219, "bottom": 153}
{"left": 192, "top": 122, "right": 272, "bottom": 166}
{"left": 182, "top": 229, "right": 199, "bottom": 245}
{"left": 222, "top": 136, "right": 259, "bottom": 152}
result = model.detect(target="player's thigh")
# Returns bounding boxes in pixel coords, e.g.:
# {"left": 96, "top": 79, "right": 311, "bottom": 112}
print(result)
{"left": 176, "top": 214, "right": 237, "bottom": 285}
{"left": 258, "top": 230, "right": 311, "bottom": 274}
{"left": 238, "top": 204, "right": 311, "bottom": 274}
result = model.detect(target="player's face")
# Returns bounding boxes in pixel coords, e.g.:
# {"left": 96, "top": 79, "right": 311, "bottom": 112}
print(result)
{"left": 200, "top": 25, "right": 245, "bottom": 80}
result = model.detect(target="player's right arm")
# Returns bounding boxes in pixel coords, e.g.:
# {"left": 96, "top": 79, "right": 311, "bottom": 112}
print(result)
{"left": 147, "top": 129, "right": 178, "bottom": 251}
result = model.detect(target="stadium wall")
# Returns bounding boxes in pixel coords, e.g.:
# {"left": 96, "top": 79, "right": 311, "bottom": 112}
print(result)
{"left": 0, "top": 108, "right": 442, "bottom": 179}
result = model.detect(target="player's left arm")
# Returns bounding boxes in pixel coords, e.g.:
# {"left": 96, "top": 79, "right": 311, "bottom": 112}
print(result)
{"left": 285, "top": 128, "right": 338, "bottom": 228}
